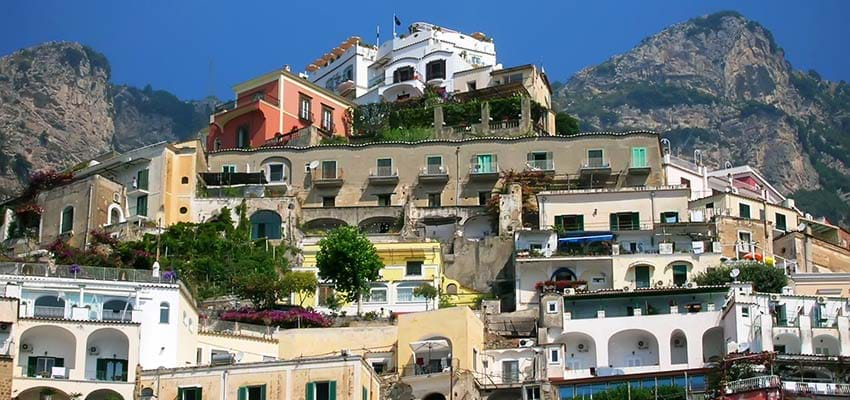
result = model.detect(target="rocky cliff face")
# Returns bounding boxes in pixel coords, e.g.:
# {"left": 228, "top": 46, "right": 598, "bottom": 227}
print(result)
{"left": 554, "top": 11, "right": 850, "bottom": 226}
{"left": 0, "top": 42, "right": 214, "bottom": 198}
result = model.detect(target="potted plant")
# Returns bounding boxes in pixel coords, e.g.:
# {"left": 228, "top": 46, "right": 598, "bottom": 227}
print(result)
{"left": 69, "top": 263, "right": 81, "bottom": 277}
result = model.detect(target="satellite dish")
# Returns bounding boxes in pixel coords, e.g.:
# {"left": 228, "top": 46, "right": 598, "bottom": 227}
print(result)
{"left": 309, "top": 160, "right": 320, "bottom": 169}
{"left": 730, "top": 268, "right": 740, "bottom": 279}
{"left": 797, "top": 223, "right": 807, "bottom": 232}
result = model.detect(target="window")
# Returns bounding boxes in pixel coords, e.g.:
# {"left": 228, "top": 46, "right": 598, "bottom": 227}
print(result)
{"left": 478, "top": 191, "right": 491, "bottom": 206}
{"left": 406, "top": 261, "right": 423, "bottom": 276}
{"left": 774, "top": 344, "right": 786, "bottom": 354}
{"left": 473, "top": 154, "right": 496, "bottom": 173}
{"left": 631, "top": 147, "right": 648, "bottom": 168}
{"left": 136, "top": 169, "right": 150, "bottom": 190}
{"left": 159, "top": 302, "right": 170, "bottom": 324}
{"left": 268, "top": 163, "right": 285, "bottom": 183}
{"left": 525, "top": 386, "right": 542, "bottom": 400}
{"left": 775, "top": 213, "right": 787, "bottom": 231}
{"left": 397, "top": 282, "right": 425, "bottom": 303}
{"left": 681, "top": 177, "right": 691, "bottom": 188}
{"left": 427, "top": 193, "right": 441, "bottom": 208}
{"left": 546, "top": 301, "right": 558, "bottom": 314}
{"left": 196, "top": 348, "right": 202, "bottom": 364}
{"left": 299, "top": 94, "right": 312, "bottom": 121}
{"left": 672, "top": 264, "right": 688, "bottom": 286}
{"left": 742, "top": 306, "right": 750, "bottom": 317}
{"left": 214, "top": 138, "right": 222, "bottom": 151}
{"left": 739, "top": 203, "right": 751, "bottom": 219}
{"left": 549, "top": 348, "right": 560, "bottom": 364}
{"left": 222, "top": 165, "right": 237, "bottom": 173}
{"left": 179, "top": 207, "right": 188, "bottom": 214}
{"left": 377, "top": 194, "right": 391, "bottom": 207}
{"left": 426, "top": 59, "right": 446, "bottom": 80}
{"left": 610, "top": 212, "right": 640, "bottom": 231}
{"left": 181, "top": 176, "right": 189, "bottom": 184}
{"left": 660, "top": 211, "right": 679, "bottom": 224}
{"left": 364, "top": 284, "right": 387, "bottom": 303}
{"left": 527, "top": 151, "right": 553, "bottom": 170}
{"left": 586, "top": 149, "right": 605, "bottom": 168}
{"left": 237, "top": 125, "right": 250, "bottom": 148}
{"left": 321, "top": 105, "right": 333, "bottom": 132}
{"left": 635, "top": 266, "right": 651, "bottom": 288}
{"left": 178, "top": 387, "right": 202, "bottom": 400}
{"left": 392, "top": 66, "right": 414, "bottom": 83}
{"left": 96, "top": 358, "right": 128, "bottom": 381}
{"left": 376, "top": 158, "right": 393, "bottom": 176}
{"left": 502, "top": 360, "right": 519, "bottom": 383}
{"left": 738, "top": 231, "right": 753, "bottom": 254}
{"left": 362, "top": 387, "right": 368, "bottom": 400}
{"left": 321, "top": 160, "right": 337, "bottom": 179}
{"left": 318, "top": 286, "right": 335, "bottom": 307}
{"left": 467, "top": 81, "right": 477, "bottom": 91}
{"left": 306, "top": 381, "right": 336, "bottom": 400}
{"left": 322, "top": 196, "right": 336, "bottom": 208}
{"left": 27, "top": 356, "right": 63, "bottom": 377}
{"left": 60, "top": 206, "right": 74, "bottom": 234}
{"left": 239, "top": 385, "right": 267, "bottom": 400}
{"left": 135, "top": 195, "right": 148, "bottom": 217}
{"left": 554, "top": 215, "right": 584, "bottom": 231}
{"left": 425, "top": 155, "right": 443, "bottom": 175}
{"left": 705, "top": 202, "right": 714, "bottom": 209}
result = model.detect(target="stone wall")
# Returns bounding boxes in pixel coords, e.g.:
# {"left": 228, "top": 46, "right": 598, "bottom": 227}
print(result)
{"left": 0, "top": 356, "right": 11, "bottom": 400}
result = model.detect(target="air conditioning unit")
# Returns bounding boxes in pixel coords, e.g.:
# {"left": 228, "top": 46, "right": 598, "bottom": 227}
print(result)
{"left": 89, "top": 346, "right": 99, "bottom": 355}
{"left": 20, "top": 343, "right": 33, "bottom": 353}
{"left": 817, "top": 296, "right": 827, "bottom": 304}
{"left": 622, "top": 286, "right": 631, "bottom": 292}
{"left": 563, "top": 288, "right": 576, "bottom": 296}
{"left": 637, "top": 341, "right": 648, "bottom": 350}
{"left": 577, "top": 343, "right": 588, "bottom": 352}
{"left": 654, "top": 280, "right": 665, "bottom": 288}
{"left": 519, "top": 339, "right": 535, "bottom": 348}
{"left": 673, "top": 338, "right": 685, "bottom": 348}
{"left": 304, "top": 163, "right": 312, "bottom": 173}
{"left": 770, "top": 294, "right": 781, "bottom": 301}
{"left": 686, "top": 282, "right": 698, "bottom": 289}
{"left": 0, "top": 323, "right": 9, "bottom": 332}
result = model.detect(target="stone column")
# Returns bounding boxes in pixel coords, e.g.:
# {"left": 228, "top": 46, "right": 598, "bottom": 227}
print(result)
{"left": 799, "top": 314, "right": 814, "bottom": 354}
{"left": 433, "top": 105, "right": 445, "bottom": 138}
{"left": 521, "top": 97, "right": 532, "bottom": 132}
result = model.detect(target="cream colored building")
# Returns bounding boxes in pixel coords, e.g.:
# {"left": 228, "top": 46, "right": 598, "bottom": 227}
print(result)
{"left": 140, "top": 355, "right": 381, "bottom": 400}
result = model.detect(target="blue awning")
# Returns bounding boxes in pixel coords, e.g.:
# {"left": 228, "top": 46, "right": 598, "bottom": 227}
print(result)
{"left": 558, "top": 234, "right": 613, "bottom": 244}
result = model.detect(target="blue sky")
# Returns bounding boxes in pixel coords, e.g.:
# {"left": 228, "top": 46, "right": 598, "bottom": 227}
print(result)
{"left": 3, "top": 1, "right": 848, "bottom": 100}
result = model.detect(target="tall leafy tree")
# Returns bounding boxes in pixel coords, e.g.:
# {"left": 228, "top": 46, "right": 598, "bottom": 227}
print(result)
{"left": 282, "top": 271, "right": 319, "bottom": 306}
{"left": 316, "top": 226, "right": 383, "bottom": 314}
{"left": 693, "top": 261, "right": 787, "bottom": 293}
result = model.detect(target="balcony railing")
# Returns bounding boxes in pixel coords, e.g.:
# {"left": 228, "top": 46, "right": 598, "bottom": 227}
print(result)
{"left": 370, "top": 166, "right": 397, "bottom": 178}
{"left": 0, "top": 262, "right": 176, "bottom": 284}
{"left": 470, "top": 162, "right": 499, "bottom": 175}
{"left": 33, "top": 305, "right": 65, "bottom": 319}
{"left": 581, "top": 158, "right": 610, "bottom": 169}
{"left": 784, "top": 381, "right": 850, "bottom": 396}
{"left": 102, "top": 309, "right": 134, "bottom": 322}
{"left": 490, "top": 119, "right": 520, "bottom": 130}
{"left": 214, "top": 93, "right": 280, "bottom": 114}
{"left": 725, "top": 375, "right": 780, "bottom": 394}
{"left": 422, "top": 164, "right": 447, "bottom": 176}
{"left": 527, "top": 159, "right": 554, "bottom": 171}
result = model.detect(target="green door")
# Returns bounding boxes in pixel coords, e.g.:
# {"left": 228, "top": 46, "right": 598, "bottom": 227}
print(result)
{"left": 137, "top": 169, "right": 149, "bottom": 190}
{"left": 476, "top": 154, "right": 494, "bottom": 173}
{"left": 635, "top": 266, "right": 651, "bottom": 288}
{"left": 136, "top": 195, "right": 148, "bottom": 217}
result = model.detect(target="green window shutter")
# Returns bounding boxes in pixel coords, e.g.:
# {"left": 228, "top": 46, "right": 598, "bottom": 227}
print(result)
{"left": 306, "top": 382, "right": 315, "bottom": 400}
{"left": 631, "top": 213, "right": 640, "bottom": 230}
{"left": 329, "top": 381, "right": 337, "bottom": 400}
{"left": 554, "top": 215, "right": 564, "bottom": 229}
{"left": 260, "top": 385, "right": 267, "bottom": 400}
{"left": 363, "top": 387, "right": 368, "bottom": 400}
{"left": 137, "top": 169, "right": 149, "bottom": 190}
{"left": 27, "top": 357, "right": 37, "bottom": 377}
{"left": 577, "top": 215, "right": 584, "bottom": 231}
{"left": 610, "top": 213, "right": 618, "bottom": 231}
{"left": 238, "top": 387, "right": 247, "bottom": 400}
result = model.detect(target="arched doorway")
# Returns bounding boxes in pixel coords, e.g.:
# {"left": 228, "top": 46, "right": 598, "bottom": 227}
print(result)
{"left": 558, "top": 332, "right": 597, "bottom": 372}
{"left": 16, "top": 387, "right": 72, "bottom": 400}
{"left": 86, "top": 328, "right": 130, "bottom": 382}
{"left": 773, "top": 333, "right": 802, "bottom": 354}
{"left": 303, "top": 218, "right": 347, "bottom": 234}
{"left": 462, "top": 215, "right": 495, "bottom": 239}
{"left": 608, "top": 329, "right": 659, "bottom": 369}
{"left": 250, "top": 210, "right": 282, "bottom": 240}
{"left": 813, "top": 334, "right": 840, "bottom": 356}
{"left": 702, "top": 327, "right": 725, "bottom": 362}
{"left": 410, "top": 336, "right": 452, "bottom": 375}
{"left": 34, "top": 295, "right": 66, "bottom": 318}
{"left": 359, "top": 216, "right": 399, "bottom": 234}
{"left": 670, "top": 330, "right": 688, "bottom": 365}
{"left": 18, "top": 325, "right": 77, "bottom": 378}
{"left": 86, "top": 389, "right": 125, "bottom": 400}
{"left": 423, "top": 393, "right": 447, "bottom": 400}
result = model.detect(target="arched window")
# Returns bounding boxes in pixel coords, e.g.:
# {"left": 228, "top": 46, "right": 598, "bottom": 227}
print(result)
{"left": 179, "top": 207, "right": 188, "bottom": 214}
{"left": 107, "top": 204, "right": 124, "bottom": 226}
{"left": 34, "top": 295, "right": 65, "bottom": 318}
{"left": 181, "top": 176, "right": 189, "bottom": 184}
{"left": 445, "top": 283, "right": 458, "bottom": 295}
{"left": 551, "top": 267, "right": 576, "bottom": 282}
{"left": 141, "top": 388, "right": 155, "bottom": 400}
{"left": 103, "top": 299, "right": 133, "bottom": 321}
{"left": 60, "top": 206, "right": 74, "bottom": 234}
{"left": 159, "top": 302, "right": 170, "bottom": 324}
{"left": 250, "top": 210, "right": 282, "bottom": 240}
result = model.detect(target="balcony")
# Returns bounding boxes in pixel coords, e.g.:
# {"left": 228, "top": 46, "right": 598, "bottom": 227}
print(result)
{"left": 418, "top": 165, "right": 449, "bottom": 183}
{"left": 725, "top": 375, "right": 781, "bottom": 394}
{"left": 526, "top": 159, "right": 554, "bottom": 172}
{"left": 469, "top": 162, "right": 500, "bottom": 180}
{"left": 379, "top": 79, "right": 426, "bottom": 101}
{"left": 33, "top": 306, "right": 65, "bottom": 319}
{"left": 580, "top": 158, "right": 611, "bottom": 175}
{"left": 311, "top": 169, "right": 344, "bottom": 188}
{"left": 368, "top": 166, "right": 399, "bottom": 185}
{"left": 0, "top": 262, "right": 176, "bottom": 284}
{"left": 213, "top": 93, "right": 280, "bottom": 115}
{"left": 783, "top": 381, "right": 850, "bottom": 396}
{"left": 628, "top": 161, "right": 651, "bottom": 175}
{"left": 489, "top": 119, "right": 520, "bottom": 131}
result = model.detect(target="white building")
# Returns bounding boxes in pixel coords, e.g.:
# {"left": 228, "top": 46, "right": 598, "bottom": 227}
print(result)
{"left": 537, "top": 286, "right": 725, "bottom": 398}
{"left": 308, "top": 22, "right": 497, "bottom": 104}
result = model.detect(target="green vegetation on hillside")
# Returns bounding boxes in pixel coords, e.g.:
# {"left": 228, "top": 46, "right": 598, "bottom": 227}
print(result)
{"left": 113, "top": 84, "right": 211, "bottom": 140}
{"left": 569, "top": 82, "right": 717, "bottom": 121}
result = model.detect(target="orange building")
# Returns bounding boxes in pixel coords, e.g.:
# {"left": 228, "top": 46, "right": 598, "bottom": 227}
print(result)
{"left": 208, "top": 68, "right": 354, "bottom": 151}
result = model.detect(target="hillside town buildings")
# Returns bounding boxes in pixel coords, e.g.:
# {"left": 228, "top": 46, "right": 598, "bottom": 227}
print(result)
{"left": 1, "top": 20, "right": 850, "bottom": 400}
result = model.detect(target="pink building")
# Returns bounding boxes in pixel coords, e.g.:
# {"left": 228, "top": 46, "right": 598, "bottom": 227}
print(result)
{"left": 208, "top": 68, "right": 354, "bottom": 150}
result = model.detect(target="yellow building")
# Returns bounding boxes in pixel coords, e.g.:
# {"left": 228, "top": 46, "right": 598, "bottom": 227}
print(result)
{"left": 294, "top": 238, "right": 444, "bottom": 314}
{"left": 277, "top": 307, "right": 485, "bottom": 400}
{"left": 139, "top": 355, "right": 381, "bottom": 400}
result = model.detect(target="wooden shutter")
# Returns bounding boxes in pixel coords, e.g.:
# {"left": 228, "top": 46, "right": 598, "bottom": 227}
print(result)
{"left": 238, "top": 387, "right": 247, "bottom": 400}
{"left": 554, "top": 215, "right": 564, "bottom": 229}
{"left": 329, "top": 381, "right": 337, "bottom": 400}
{"left": 631, "top": 213, "right": 640, "bottom": 230}
{"left": 609, "top": 213, "right": 618, "bottom": 231}
{"left": 27, "top": 357, "right": 37, "bottom": 377}
{"left": 577, "top": 215, "right": 584, "bottom": 231}
{"left": 306, "top": 382, "right": 314, "bottom": 400}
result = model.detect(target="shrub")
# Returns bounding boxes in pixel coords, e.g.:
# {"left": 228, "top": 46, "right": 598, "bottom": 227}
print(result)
{"left": 220, "top": 307, "right": 332, "bottom": 328}
{"left": 693, "top": 261, "right": 787, "bottom": 293}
